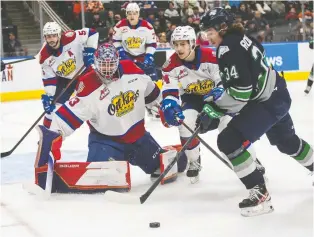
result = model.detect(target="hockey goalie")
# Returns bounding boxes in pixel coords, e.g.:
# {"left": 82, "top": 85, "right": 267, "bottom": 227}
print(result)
{"left": 34, "top": 43, "right": 188, "bottom": 194}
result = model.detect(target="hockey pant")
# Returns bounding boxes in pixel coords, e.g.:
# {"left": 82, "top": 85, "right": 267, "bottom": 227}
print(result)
{"left": 87, "top": 131, "right": 187, "bottom": 174}
{"left": 217, "top": 72, "right": 313, "bottom": 189}
{"left": 178, "top": 94, "right": 258, "bottom": 166}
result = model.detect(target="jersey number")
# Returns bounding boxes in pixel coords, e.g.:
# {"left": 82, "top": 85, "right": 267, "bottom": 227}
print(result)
{"left": 69, "top": 97, "right": 80, "bottom": 107}
{"left": 223, "top": 65, "right": 239, "bottom": 81}
{"left": 78, "top": 30, "right": 86, "bottom": 36}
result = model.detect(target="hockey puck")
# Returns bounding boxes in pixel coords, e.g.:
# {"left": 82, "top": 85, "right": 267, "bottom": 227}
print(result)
{"left": 149, "top": 222, "right": 160, "bottom": 228}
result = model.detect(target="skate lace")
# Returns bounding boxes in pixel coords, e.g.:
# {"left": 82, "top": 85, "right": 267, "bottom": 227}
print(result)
{"left": 188, "top": 160, "right": 202, "bottom": 171}
{"left": 249, "top": 186, "right": 265, "bottom": 201}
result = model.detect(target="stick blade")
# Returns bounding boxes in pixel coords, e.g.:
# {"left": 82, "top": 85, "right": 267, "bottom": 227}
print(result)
{"left": 1, "top": 150, "right": 12, "bottom": 158}
{"left": 139, "top": 194, "right": 149, "bottom": 204}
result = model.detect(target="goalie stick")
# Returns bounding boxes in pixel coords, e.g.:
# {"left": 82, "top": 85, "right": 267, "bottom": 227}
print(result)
{"left": 1, "top": 66, "right": 86, "bottom": 158}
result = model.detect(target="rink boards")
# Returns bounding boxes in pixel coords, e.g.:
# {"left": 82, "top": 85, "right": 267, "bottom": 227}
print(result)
{"left": 1, "top": 41, "right": 312, "bottom": 102}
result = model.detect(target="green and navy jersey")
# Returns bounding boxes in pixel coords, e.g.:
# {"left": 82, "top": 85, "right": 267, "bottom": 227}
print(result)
{"left": 215, "top": 32, "right": 276, "bottom": 113}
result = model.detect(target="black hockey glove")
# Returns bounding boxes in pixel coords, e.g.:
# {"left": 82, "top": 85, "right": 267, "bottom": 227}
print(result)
{"left": 195, "top": 102, "right": 224, "bottom": 134}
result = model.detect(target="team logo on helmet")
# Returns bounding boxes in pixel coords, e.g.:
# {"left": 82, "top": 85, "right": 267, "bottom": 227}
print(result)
{"left": 107, "top": 90, "right": 140, "bottom": 117}
{"left": 184, "top": 79, "right": 214, "bottom": 95}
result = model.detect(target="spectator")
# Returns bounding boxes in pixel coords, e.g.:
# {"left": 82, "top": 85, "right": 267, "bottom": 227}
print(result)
{"left": 250, "top": 11, "right": 270, "bottom": 32}
{"left": 157, "top": 9, "right": 167, "bottom": 29}
{"left": 238, "top": 3, "right": 252, "bottom": 25}
{"left": 114, "top": 14, "right": 121, "bottom": 24}
{"left": 285, "top": 7, "right": 299, "bottom": 21}
{"left": 153, "top": 18, "right": 164, "bottom": 35}
{"left": 191, "top": 6, "right": 201, "bottom": 24}
{"left": 196, "top": 31, "right": 210, "bottom": 46}
{"left": 106, "top": 10, "right": 116, "bottom": 28}
{"left": 138, "top": 1, "right": 157, "bottom": 9}
{"left": 166, "top": 23, "right": 176, "bottom": 42}
{"left": 255, "top": 1, "right": 271, "bottom": 15}
{"left": 164, "top": 2, "right": 180, "bottom": 20}
{"left": 91, "top": 13, "right": 106, "bottom": 28}
{"left": 271, "top": 1, "right": 286, "bottom": 17}
{"left": 87, "top": 0, "right": 104, "bottom": 14}
{"left": 146, "top": 13, "right": 155, "bottom": 25}
{"left": 298, "top": 8, "right": 314, "bottom": 21}
{"left": 4, "top": 32, "right": 25, "bottom": 57}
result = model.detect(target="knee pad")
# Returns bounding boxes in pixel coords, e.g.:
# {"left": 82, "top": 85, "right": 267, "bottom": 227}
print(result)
{"left": 275, "top": 134, "right": 301, "bottom": 155}
{"left": 179, "top": 109, "right": 198, "bottom": 137}
{"left": 217, "top": 126, "right": 264, "bottom": 189}
{"left": 217, "top": 126, "right": 247, "bottom": 156}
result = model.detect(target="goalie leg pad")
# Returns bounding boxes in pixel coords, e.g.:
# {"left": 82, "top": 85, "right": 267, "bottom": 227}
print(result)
{"left": 150, "top": 148, "right": 178, "bottom": 185}
{"left": 35, "top": 161, "right": 131, "bottom": 193}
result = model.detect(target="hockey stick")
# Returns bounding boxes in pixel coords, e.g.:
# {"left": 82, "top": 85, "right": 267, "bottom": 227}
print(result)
{"left": 150, "top": 107, "right": 233, "bottom": 170}
{"left": 2, "top": 56, "right": 36, "bottom": 66}
{"left": 0, "top": 66, "right": 86, "bottom": 158}
{"left": 181, "top": 122, "right": 233, "bottom": 170}
{"left": 140, "top": 125, "right": 201, "bottom": 204}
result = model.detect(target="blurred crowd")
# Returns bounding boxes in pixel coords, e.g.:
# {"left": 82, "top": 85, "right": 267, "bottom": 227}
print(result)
{"left": 1, "top": 1, "right": 313, "bottom": 57}
{"left": 50, "top": 0, "right": 313, "bottom": 46}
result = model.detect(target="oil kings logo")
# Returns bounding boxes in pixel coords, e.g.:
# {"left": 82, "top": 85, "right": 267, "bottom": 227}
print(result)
{"left": 56, "top": 58, "right": 76, "bottom": 77}
{"left": 184, "top": 79, "right": 214, "bottom": 95}
{"left": 108, "top": 90, "right": 140, "bottom": 117}
{"left": 125, "top": 37, "right": 143, "bottom": 48}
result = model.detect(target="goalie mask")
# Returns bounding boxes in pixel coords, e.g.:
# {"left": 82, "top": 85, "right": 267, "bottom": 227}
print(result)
{"left": 94, "top": 43, "right": 119, "bottom": 83}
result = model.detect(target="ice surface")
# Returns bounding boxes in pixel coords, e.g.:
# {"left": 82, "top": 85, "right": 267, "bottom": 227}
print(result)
{"left": 0, "top": 82, "right": 313, "bottom": 237}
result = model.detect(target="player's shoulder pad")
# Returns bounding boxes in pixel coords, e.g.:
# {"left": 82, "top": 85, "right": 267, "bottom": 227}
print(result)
{"left": 162, "top": 52, "right": 182, "bottom": 73}
{"left": 39, "top": 44, "right": 51, "bottom": 64}
{"left": 140, "top": 20, "right": 154, "bottom": 30}
{"left": 61, "top": 30, "right": 77, "bottom": 46}
{"left": 76, "top": 70, "right": 102, "bottom": 97}
{"left": 217, "top": 33, "right": 242, "bottom": 59}
{"left": 199, "top": 47, "right": 217, "bottom": 64}
{"left": 115, "top": 19, "right": 128, "bottom": 28}
{"left": 118, "top": 60, "right": 145, "bottom": 75}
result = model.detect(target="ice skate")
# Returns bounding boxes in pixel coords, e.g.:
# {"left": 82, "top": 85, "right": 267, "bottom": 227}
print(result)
{"left": 186, "top": 157, "right": 201, "bottom": 184}
{"left": 304, "top": 86, "right": 311, "bottom": 94}
{"left": 239, "top": 183, "right": 274, "bottom": 217}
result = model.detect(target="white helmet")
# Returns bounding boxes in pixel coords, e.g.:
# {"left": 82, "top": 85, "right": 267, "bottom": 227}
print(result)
{"left": 170, "top": 26, "right": 196, "bottom": 48}
{"left": 126, "top": 2, "right": 140, "bottom": 13}
{"left": 43, "top": 22, "right": 62, "bottom": 38}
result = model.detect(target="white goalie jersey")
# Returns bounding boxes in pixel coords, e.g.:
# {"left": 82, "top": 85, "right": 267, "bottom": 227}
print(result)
{"left": 50, "top": 60, "right": 160, "bottom": 143}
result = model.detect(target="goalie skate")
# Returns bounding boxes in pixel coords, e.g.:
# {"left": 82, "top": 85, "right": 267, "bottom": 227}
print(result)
{"left": 239, "top": 183, "right": 274, "bottom": 217}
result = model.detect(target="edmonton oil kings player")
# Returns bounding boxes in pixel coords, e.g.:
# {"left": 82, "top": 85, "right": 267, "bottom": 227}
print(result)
{"left": 112, "top": 3, "right": 157, "bottom": 82}
{"left": 161, "top": 26, "right": 264, "bottom": 184}
{"left": 198, "top": 8, "right": 313, "bottom": 217}
{"left": 34, "top": 44, "right": 187, "bottom": 193}
{"left": 39, "top": 22, "right": 99, "bottom": 128}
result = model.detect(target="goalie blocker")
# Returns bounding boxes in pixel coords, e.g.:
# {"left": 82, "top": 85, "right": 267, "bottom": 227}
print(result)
{"left": 34, "top": 125, "right": 184, "bottom": 193}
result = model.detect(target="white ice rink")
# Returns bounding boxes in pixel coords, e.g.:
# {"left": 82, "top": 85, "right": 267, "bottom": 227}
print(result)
{"left": 0, "top": 81, "right": 313, "bottom": 237}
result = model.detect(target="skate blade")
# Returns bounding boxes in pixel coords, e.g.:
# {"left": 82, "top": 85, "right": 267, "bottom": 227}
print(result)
{"left": 189, "top": 175, "right": 200, "bottom": 184}
{"left": 241, "top": 200, "right": 274, "bottom": 217}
